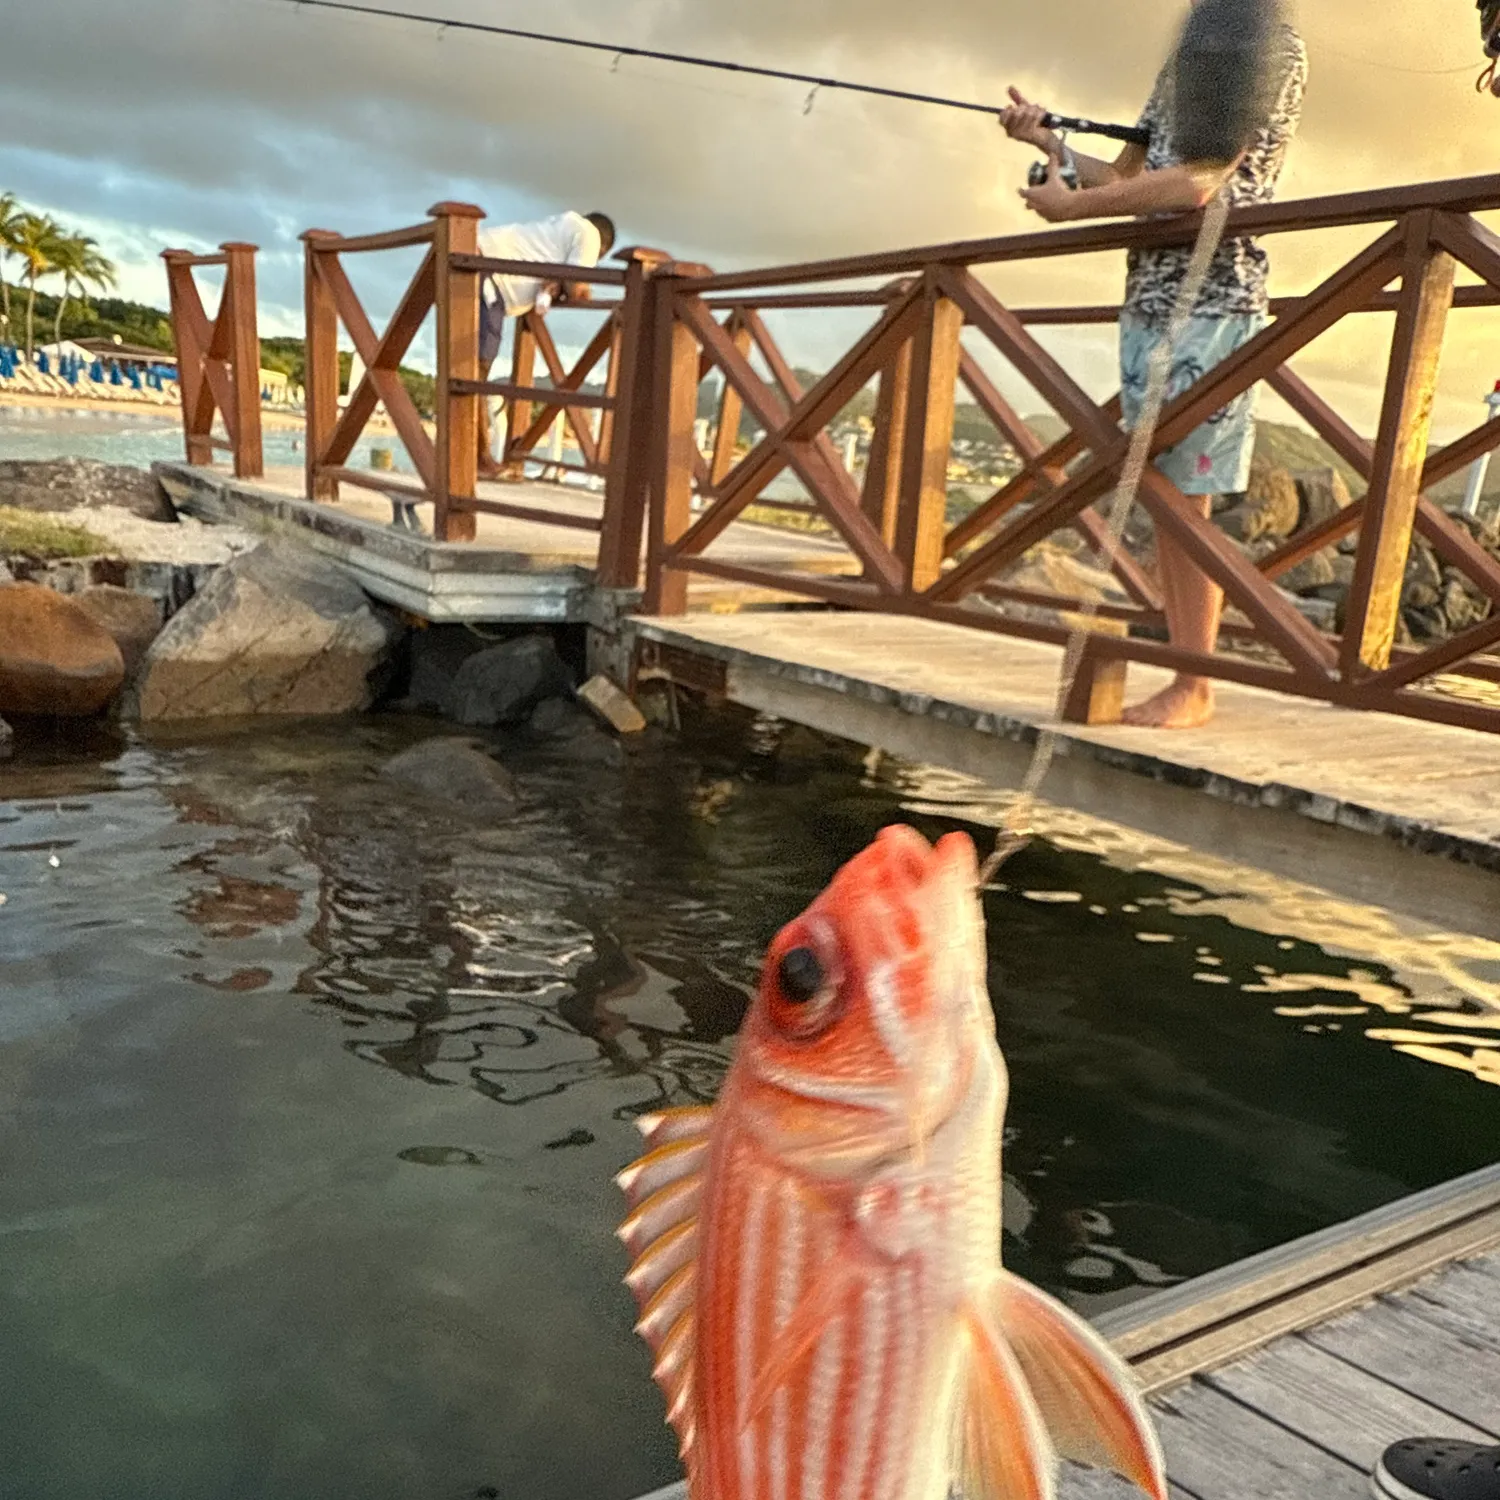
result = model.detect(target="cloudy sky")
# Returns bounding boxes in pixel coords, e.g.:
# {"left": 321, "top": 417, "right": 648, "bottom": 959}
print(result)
{"left": 3, "top": 0, "right": 1498, "bottom": 435}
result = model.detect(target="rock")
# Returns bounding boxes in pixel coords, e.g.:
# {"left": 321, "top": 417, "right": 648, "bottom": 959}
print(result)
{"left": 578, "top": 674, "right": 647, "bottom": 734}
{"left": 400, "top": 625, "right": 490, "bottom": 713}
{"left": 72, "top": 585, "right": 164, "bottom": 679}
{"left": 527, "top": 694, "right": 625, "bottom": 764}
{"left": 1220, "top": 459, "right": 1300, "bottom": 542}
{"left": 1290, "top": 593, "right": 1337, "bottom": 632}
{"left": 0, "top": 458, "right": 175, "bottom": 522}
{"left": 1278, "top": 550, "right": 1336, "bottom": 595}
{"left": 529, "top": 694, "right": 586, "bottom": 735}
{"left": 1293, "top": 467, "right": 1354, "bottom": 530}
{"left": 379, "top": 738, "right": 518, "bottom": 808}
{"left": 0, "top": 582, "right": 126, "bottom": 717}
{"left": 446, "top": 634, "right": 573, "bottom": 727}
{"left": 134, "top": 539, "right": 398, "bottom": 721}
{"left": 0, "top": 714, "right": 11, "bottom": 760}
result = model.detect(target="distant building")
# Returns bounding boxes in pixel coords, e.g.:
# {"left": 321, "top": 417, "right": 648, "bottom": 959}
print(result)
{"left": 69, "top": 336, "right": 177, "bottom": 372}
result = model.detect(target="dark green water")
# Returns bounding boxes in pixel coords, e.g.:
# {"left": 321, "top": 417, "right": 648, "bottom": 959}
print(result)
{"left": 2, "top": 708, "right": 1498, "bottom": 1500}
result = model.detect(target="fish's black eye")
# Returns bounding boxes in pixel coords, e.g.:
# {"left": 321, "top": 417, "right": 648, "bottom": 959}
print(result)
{"left": 778, "top": 947, "right": 824, "bottom": 1003}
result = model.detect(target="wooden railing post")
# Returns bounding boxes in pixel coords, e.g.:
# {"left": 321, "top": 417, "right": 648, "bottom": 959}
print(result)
{"left": 710, "top": 312, "right": 753, "bottom": 488}
{"left": 861, "top": 335, "right": 913, "bottom": 549}
{"left": 162, "top": 250, "right": 213, "bottom": 468}
{"left": 598, "top": 310, "right": 624, "bottom": 471}
{"left": 504, "top": 313, "right": 539, "bottom": 468}
{"left": 219, "top": 242, "right": 263, "bottom": 480}
{"left": 302, "top": 230, "right": 341, "bottom": 502}
{"left": 1342, "top": 212, "right": 1457, "bottom": 676}
{"left": 643, "top": 267, "right": 711, "bottom": 614}
{"left": 431, "top": 200, "right": 485, "bottom": 543}
{"left": 893, "top": 278, "right": 963, "bottom": 592}
{"left": 598, "top": 248, "right": 673, "bottom": 589}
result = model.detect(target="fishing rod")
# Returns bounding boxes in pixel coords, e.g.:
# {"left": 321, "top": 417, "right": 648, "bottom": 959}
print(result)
{"left": 274, "top": 0, "right": 1150, "bottom": 145}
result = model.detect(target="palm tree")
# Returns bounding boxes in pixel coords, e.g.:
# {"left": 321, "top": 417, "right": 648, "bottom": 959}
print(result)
{"left": 0, "top": 194, "right": 22, "bottom": 341}
{"left": 49, "top": 233, "right": 117, "bottom": 348}
{"left": 11, "top": 212, "right": 61, "bottom": 361}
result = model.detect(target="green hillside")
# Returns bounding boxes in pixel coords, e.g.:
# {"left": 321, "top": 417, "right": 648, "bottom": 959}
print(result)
{"left": 2, "top": 280, "right": 174, "bottom": 352}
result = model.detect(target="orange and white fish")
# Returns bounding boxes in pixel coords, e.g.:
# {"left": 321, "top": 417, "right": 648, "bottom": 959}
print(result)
{"left": 616, "top": 824, "right": 1166, "bottom": 1500}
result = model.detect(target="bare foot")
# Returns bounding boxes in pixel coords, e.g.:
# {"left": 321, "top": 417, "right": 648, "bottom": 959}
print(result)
{"left": 1120, "top": 676, "right": 1216, "bottom": 729}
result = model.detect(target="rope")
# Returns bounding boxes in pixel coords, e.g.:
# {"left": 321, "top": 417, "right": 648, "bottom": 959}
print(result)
{"left": 979, "top": 190, "right": 1233, "bottom": 885}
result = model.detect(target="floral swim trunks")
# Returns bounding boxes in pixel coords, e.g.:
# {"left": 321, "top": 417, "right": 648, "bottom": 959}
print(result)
{"left": 1118, "top": 310, "right": 1266, "bottom": 497}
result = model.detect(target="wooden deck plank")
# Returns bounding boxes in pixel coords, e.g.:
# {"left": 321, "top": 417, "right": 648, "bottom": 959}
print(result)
{"left": 1305, "top": 1290, "right": 1500, "bottom": 1433}
{"left": 627, "top": 612, "right": 1500, "bottom": 939}
{"left": 1406, "top": 1257, "right": 1500, "bottom": 1355}
{"left": 1204, "top": 1333, "right": 1496, "bottom": 1468}
{"left": 630, "top": 612, "right": 1500, "bottom": 848}
{"left": 1147, "top": 1378, "right": 1368, "bottom": 1500}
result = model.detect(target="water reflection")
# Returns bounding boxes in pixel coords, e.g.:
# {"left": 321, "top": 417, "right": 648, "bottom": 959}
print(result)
{"left": 3, "top": 706, "right": 1500, "bottom": 1499}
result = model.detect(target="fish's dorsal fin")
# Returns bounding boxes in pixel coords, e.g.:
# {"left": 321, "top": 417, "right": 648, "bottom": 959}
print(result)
{"left": 992, "top": 1271, "right": 1167, "bottom": 1499}
{"left": 954, "top": 1295, "right": 1057, "bottom": 1500}
{"left": 615, "top": 1105, "right": 714, "bottom": 1475}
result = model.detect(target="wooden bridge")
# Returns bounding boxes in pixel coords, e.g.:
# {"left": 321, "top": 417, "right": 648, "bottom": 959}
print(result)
{"left": 160, "top": 175, "right": 1500, "bottom": 735}
{"left": 157, "top": 172, "right": 1500, "bottom": 938}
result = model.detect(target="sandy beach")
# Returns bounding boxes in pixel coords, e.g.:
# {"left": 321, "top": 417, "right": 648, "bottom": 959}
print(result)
{"left": 0, "top": 390, "right": 412, "bottom": 437}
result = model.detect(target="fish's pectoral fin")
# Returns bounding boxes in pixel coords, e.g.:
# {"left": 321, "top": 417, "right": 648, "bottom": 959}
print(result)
{"left": 954, "top": 1297, "right": 1058, "bottom": 1500}
{"left": 992, "top": 1270, "right": 1166, "bottom": 1500}
{"left": 741, "top": 1252, "right": 860, "bottom": 1429}
{"left": 636, "top": 1104, "right": 715, "bottom": 1147}
{"left": 617, "top": 1113, "right": 712, "bottom": 1476}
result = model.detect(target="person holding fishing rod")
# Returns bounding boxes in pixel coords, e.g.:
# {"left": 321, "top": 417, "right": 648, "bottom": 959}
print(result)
{"left": 998, "top": 9, "right": 1306, "bottom": 730}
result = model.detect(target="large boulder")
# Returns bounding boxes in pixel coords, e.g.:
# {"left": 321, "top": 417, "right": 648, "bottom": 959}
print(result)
{"left": 134, "top": 540, "right": 398, "bottom": 721}
{"left": 378, "top": 737, "right": 518, "bottom": 808}
{"left": 1220, "top": 458, "right": 1301, "bottom": 543}
{"left": 0, "top": 458, "right": 175, "bottom": 522}
{"left": 73, "top": 585, "right": 164, "bottom": 679}
{"left": 0, "top": 582, "right": 125, "bottom": 716}
{"left": 446, "top": 634, "right": 573, "bottom": 727}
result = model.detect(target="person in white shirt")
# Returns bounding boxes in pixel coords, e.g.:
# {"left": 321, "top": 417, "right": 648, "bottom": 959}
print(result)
{"left": 477, "top": 209, "right": 616, "bottom": 478}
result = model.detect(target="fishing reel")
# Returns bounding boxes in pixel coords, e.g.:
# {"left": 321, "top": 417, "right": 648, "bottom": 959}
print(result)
{"left": 1027, "top": 142, "right": 1081, "bottom": 191}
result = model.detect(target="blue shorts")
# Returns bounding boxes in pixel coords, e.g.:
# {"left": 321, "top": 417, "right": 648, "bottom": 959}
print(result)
{"left": 1119, "top": 310, "right": 1264, "bottom": 496}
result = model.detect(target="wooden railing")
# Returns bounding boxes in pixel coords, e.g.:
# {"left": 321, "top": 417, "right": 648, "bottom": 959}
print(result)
{"left": 301, "top": 203, "right": 666, "bottom": 543}
{"left": 632, "top": 173, "right": 1500, "bottom": 735}
{"left": 171, "top": 174, "right": 1500, "bottom": 733}
{"left": 162, "top": 242, "right": 263, "bottom": 479}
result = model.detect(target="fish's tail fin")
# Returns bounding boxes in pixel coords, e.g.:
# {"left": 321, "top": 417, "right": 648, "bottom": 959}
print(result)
{"left": 984, "top": 1270, "right": 1167, "bottom": 1500}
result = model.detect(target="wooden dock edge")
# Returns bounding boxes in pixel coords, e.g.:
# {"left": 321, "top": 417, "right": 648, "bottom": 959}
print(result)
{"left": 1098, "top": 1158, "right": 1500, "bottom": 1393}
{"left": 621, "top": 1165, "right": 1500, "bottom": 1500}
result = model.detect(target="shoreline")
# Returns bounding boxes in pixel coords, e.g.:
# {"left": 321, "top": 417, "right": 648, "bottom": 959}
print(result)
{"left": 0, "top": 392, "right": 407, "bottom": 437}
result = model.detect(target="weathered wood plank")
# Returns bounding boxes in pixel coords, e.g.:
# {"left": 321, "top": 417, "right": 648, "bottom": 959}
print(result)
{"left": 1059, "top": 1461, "right": 1197, "bottom": 1500}
{"left": 1148, "top": 1377, "right": 1367, "bottom": 1500}
{"left": 1406, "top": 1257, "right": 1500, "bottom": 1354}
{"left": 1305, "top": 1292, "right": 1500, "bottom": 1434}
{"left": 1206, "top": 1333, "right": 1495, "bottom": 1469}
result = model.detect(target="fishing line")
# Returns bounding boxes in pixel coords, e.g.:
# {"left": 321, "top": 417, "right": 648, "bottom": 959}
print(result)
{"left": 979, "top": 192, "right": 1233, "bottom": 885}
{"left": 263, "top": 0, "right": 1148, "bottom": 141}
